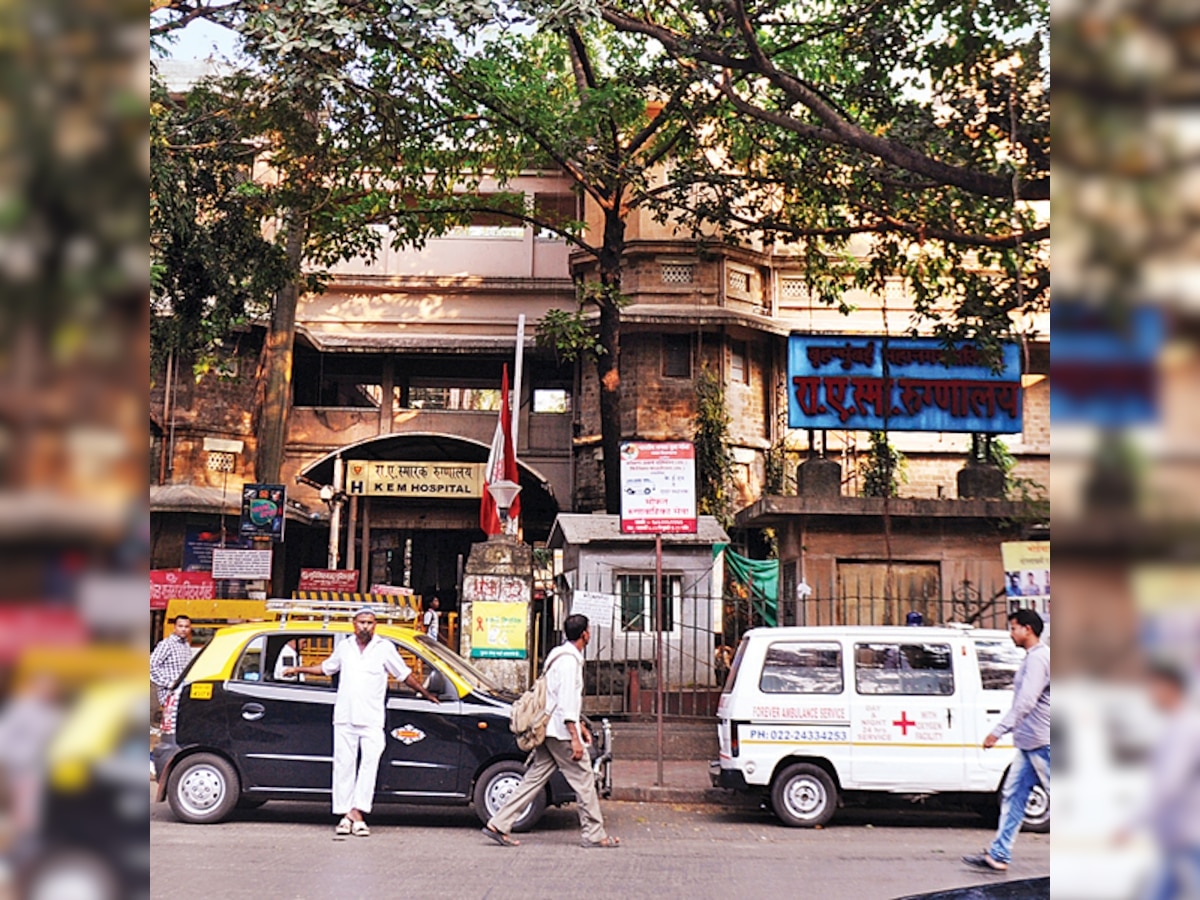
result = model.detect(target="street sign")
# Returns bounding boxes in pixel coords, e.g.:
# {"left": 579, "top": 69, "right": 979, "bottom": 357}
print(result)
{"left": 619, "top": 441, "right": 697, "bottom": 534}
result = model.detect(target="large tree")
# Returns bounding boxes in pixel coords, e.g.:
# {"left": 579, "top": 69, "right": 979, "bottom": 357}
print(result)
{"left": 153, "top": 2, "right": 709, "bottom": 511}
{"left": 585, "top": 0, "right": 1049, "bottom": 354}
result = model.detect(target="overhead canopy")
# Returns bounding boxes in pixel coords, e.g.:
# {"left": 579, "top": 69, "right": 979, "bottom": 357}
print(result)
{"left": 297, "top": 432, "right": 559, "bottom": 523}
{"left": 150, "top": 484, "right": 322, "bottom": 523}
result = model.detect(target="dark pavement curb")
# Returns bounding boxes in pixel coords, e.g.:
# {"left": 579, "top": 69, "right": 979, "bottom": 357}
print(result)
{"left": 610, "top": 786, "right": 759, "bottom": 805}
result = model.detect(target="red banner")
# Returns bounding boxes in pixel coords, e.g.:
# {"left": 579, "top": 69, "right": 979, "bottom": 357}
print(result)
{"left": 298, "top": 569, "right": 360, "bottom": 592}
{"left": 0, "top": 606, "right": 87, "bottom": 662}
{"left": 150, "top": 570, "right": 216, "bottom": 609}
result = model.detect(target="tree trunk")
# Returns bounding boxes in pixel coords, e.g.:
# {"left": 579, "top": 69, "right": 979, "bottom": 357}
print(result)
{"left": 253, "top": 215, "right": 305, "bottom": 484}
{"left": 594, "top": 207, "right": 625, "bottom": 513}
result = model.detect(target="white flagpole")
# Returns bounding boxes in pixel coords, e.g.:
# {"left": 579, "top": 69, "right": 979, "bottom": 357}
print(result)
{"left": 511, "top": 313, "right": 526, "bottom": 456}
{"left": 509, "top": 314, "right": 526, "bottom": 537}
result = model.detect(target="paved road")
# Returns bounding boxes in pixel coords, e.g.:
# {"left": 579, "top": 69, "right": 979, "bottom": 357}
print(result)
{"left": 151, "top": 796, "right": 1048, "bottom": 899}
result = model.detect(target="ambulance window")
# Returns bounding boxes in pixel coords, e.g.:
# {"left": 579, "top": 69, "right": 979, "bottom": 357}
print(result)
{"left": 975, "top": 640, "right": 1023, "bottom": 691}
{"left": 854, "top": 643, "right": 954, "bottom": 695}
{"left": 760, "top": 642, "right": 843, "bottom": 694}
{"left": 721, "top": 638, "right": 748, "bottom": 695}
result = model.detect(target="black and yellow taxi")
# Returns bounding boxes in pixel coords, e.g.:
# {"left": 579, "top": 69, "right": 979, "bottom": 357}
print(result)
{"left": 152, "top": 606, "right": 611, "bottom": 830}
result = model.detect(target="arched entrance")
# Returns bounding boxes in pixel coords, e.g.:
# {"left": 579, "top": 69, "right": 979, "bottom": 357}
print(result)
{"left": 299, "top": 433, "right": 559, "bottom": 624}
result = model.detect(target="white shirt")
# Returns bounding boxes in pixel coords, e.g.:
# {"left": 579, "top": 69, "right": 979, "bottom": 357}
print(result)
{"left": 543, "top": 641, "right": 584, "bottom": 742}
{"left": 423, "top": 608, "right": 440, "bottom": 641}
{"left": 321, "top": 634, "right": 412, "bottom": 729}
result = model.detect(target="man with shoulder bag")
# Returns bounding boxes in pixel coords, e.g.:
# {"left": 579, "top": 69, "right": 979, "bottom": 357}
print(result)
{"left": 482, "top": 613, "right": 621, "bottom": 849}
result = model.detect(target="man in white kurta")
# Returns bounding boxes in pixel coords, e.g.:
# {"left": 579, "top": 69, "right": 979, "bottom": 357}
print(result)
{"left": 284, "top": 608, "right": 439, "bottom": 836}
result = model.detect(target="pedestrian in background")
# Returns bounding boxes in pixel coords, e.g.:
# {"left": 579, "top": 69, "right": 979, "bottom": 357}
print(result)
{"left": 963, "top": 608, "right": 1050, "bottom": 873}
{"left": 482, "top": 613, "right": 620, "bottom": 849}
{"left": 150, "top": 615, "right": 193, "bottom": 711}
{"left": 423, "top": 596, "right": 441, "bottom": 643}
{"left": 283, "top": 607, "right": 440, "bottom": 836}
{"left": 1118, "top": 659, "right": 1200, "bottom": 899}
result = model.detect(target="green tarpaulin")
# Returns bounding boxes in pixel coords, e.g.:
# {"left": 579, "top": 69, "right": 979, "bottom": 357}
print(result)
{"left": 715, "top": 544, "right": 779, "bottom": 627}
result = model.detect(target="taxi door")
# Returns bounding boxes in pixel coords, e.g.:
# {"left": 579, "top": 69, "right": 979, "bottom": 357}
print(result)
{"left": 378, "top": 641, "right": 465, "bottom": 797}
{"left": 849, "top": 639, "right": 966, "bottom": 790}
{"left": 223, "top": 632, "right": 336, "bottom": 793}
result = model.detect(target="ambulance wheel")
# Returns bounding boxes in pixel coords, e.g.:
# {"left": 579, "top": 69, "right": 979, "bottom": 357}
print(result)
{"left": 474, "top": 760, "right": 547, "bottom": 833}
{"left": 167, "top": 752, "right": 240, "bottom": 824}
{"left": 771, "top": 763, "right": 837, "bottom": 828}
{"left": 1022, "top": 784, "right": 1050, "bottom": 833}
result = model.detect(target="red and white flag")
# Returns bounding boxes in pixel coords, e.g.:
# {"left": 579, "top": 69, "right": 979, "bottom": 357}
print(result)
{"left": 480, "top": 364, "right": 520, "bottom": 535}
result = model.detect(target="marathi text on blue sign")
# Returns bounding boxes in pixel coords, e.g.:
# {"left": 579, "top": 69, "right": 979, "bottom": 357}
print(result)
{"left": 787, "top": 336, "right": 1022, "bottom": 433}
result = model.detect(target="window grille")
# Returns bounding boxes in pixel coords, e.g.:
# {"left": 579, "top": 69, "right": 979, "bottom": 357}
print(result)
{"left": 207, "top": 451, "right": 236, "bottom": 473}
{"left": 780, "top": 277, "right": 808, "bottom": 302}
{"left": 660, "top": 263, "right": 694, "bottom": 285}
{"left": 727, "top": 269, "right": 749, "bottom": 293}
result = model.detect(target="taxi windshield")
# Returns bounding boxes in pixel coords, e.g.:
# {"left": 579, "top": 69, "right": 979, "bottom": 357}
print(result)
{"left": 413, "top": 635, "right": 509, "bottom": 695}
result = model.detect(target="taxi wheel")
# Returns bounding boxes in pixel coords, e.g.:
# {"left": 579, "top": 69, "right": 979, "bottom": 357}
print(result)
{"left": 167, "top": 752, "right": 240, "bottom": 824}
{"left": 473, "top": 760, "right": 547, "bottom": 833}
{"left": 1022, "top": 784, "right": 1050, "bottom": 833}
{"left": 771, "top": 763, "right": 837, "bottom": 828}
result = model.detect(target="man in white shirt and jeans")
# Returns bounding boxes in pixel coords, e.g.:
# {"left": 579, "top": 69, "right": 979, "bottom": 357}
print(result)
{"left": 284, "top": 607, "right": 440, "bottom": 836}
{"left": 482, "top": 613, "right": 620, "bottom": 848}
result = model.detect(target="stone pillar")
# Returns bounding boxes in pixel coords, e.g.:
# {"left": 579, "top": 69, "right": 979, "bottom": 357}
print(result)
{"left": 957, "top": 462, "right": 1006, "bottom": 499}
{"left": 796, "top": 457, "right": 842, "bottom": 497}
{"left": 460, "top": 534, "right": 534, "bottom": 693}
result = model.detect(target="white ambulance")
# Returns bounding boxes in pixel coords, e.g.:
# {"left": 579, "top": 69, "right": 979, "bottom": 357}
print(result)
{"left": 710, "top": 625, "right": 1050, "bottom": 830}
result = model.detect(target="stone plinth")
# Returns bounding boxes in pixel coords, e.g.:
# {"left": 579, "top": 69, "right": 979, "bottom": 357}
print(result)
{"left": 459, "top": 535, "right": 534, "bottom": 692}
{"left": 796, "top": 457, "right": 842, "bottom": 497}
{"left": 957, "top": 462, "right": 1006, "bottom": 499}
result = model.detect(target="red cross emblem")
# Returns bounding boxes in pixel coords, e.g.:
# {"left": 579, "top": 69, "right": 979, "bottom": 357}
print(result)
{"left": 893, "top": 712, "right": 915, "bottom": 736}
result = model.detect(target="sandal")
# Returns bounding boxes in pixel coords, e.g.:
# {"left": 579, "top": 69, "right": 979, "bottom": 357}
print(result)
{"left": 351, "top": 820, "right": 370, "bottom": 837}
{"left": 481, "top": 826, "right": 520, "bottom": 847}
{"left": 581, "top": 836, "right": 621, "bottom": 849}
{"left": 335, "top": 816, "right": 353, "bottom": 836}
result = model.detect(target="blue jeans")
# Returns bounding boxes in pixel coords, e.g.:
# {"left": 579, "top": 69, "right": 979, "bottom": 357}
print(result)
{"left": 1143, "top": 848, "right": 1200, "bottom": 900}
{"left": 988, "top": 745, "right": 1050, "bottom": 864}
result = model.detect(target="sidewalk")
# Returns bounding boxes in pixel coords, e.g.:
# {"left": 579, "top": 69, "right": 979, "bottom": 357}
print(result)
{"left": 610, "top": 758, "right": 754, "bottom": 805}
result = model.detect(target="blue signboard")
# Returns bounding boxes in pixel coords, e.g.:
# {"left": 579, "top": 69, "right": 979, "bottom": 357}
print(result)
{"left": 1049, "top": 304, "right": 1161, "bottom": 428}
{"left": 787, "top": 335, "right": 1022, "bottom": 433}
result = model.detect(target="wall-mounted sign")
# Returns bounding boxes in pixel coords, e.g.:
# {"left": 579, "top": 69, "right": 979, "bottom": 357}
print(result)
{"left": 571, "top": 590, "right": 616, "bottom": 628}
{"left": 787, "top": 335, "right": 1022, "bottom": 433}
{"left": 240, "top": 483, "right": 286, "bottom": 540}
{"left": 469, "top": 600, "right": 528, "bottom": 659}
{"left": 150, "top": 570, "right": 216, "bottom": 609}
{"left": 345, "top": 460, "right": 484, "bottom": 498}
{"left": 619, "top": 441, "right": 698, "bottom": 534}
{"left": 298, "top": 569, "right": 359, "bottom": 592}
{"left": 1001, "top": 541, "right": 1050, "bottom": 620}
{"left": 212, "top": 548, "right": 273, "bottom": 580}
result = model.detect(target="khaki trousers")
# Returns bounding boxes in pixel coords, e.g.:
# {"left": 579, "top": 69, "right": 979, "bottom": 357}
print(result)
{"left": 487, "top": 737, "right": 606, "bottom": 843}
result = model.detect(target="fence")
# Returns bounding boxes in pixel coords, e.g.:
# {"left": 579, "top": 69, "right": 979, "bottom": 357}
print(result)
{"left": 574, "top": 565, "right": 1011, "bottom": 720}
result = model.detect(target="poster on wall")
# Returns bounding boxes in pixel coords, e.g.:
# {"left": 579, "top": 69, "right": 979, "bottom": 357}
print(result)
{"left": 618, "top": 441, "right": 698, "bottom": 534}
{"left": 1001, "top": 541, "right": 1050, "bottom": 621}
{"left": 469, "top": 601, "right": 528, "bottom": 659}
{"left": 240, "top": 483, "right": 286, "bottom": 541}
